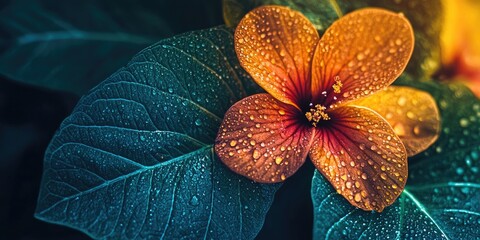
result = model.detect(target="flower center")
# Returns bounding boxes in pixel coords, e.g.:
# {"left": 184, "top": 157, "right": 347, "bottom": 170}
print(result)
{"left": 305, "top": 104, "right": 330, "bottom": 127}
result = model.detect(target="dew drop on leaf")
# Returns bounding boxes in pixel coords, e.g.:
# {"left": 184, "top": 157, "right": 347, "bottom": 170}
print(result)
{"left": 190, "top": 195, "right": 199, "bottom": 206}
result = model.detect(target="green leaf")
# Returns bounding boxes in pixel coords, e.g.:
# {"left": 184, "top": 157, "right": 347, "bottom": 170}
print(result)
{"left": 311, "top": 77, "right": 480, "bottom": 239}
{"left": 222, "top": 0, "right": 340, "bottom": 32}
{"left": 0, "top": 0, "right": 221, "bottom": 95}
{"left": 35, "top": 26, "right": 278, "bottom": 239}
{"left": 223, "top": 0, "right": 443, "bottom": 79}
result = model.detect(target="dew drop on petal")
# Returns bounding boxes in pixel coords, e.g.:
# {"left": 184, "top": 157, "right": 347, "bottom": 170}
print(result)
{"left": 397, "top": 96, "right": 407, "bottom": 106}
{"left": 361, "top": 173, "right": 368, "bottom": 180}
{"left": 393, "top": 123, "right": 406, "bottom": 136}
{"left": 413, "top": 125, "right": 421, "bottom": 135}
{"left": 252, "top": 150, "right": 261, "bottom": 159}
{"left": 354, "top": 193, "right": 362, "bottom": 202}
{"left": 380, "top": 173, "right": 388, "bottom": 180}
{"left": 356, "top": 53, "right": 365, "bottom": 60}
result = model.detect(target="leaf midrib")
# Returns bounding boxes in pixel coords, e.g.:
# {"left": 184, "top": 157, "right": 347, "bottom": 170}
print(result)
{"left": 36, "top": 145, "right": 213, "bottom": 217}
{"left": 402, "top": 189, "right": 450, "bottom": 240}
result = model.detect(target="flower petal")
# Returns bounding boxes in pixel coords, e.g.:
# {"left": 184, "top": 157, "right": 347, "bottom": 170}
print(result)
{"left": 215, "top": 94, "right": 314, "bottom": 183}
{"left": 311, "top": 8, "right": 414, "bottom": 105}
{"left": 235, "top": 6, "right": 319, "bottom": 107}
{"left": 309, "top": 106, "right": 407, "bottom": 212}
{"left": 349, "top": 86, "right": 440, "bottom": 156}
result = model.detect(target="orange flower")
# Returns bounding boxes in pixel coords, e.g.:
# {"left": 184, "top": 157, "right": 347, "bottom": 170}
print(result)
{"left": 215, "top": 6, "right": 440, "bottom": 212}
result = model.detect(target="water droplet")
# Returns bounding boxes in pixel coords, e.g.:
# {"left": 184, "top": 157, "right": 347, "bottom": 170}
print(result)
{"left": 230, "top": 140, "right": 237, "bottom": 147}
{"left": 356, "top": 53, "right": 365, "bottom": 60}
{"left": 393, "top": 123, "right": 406, "bottom": 136}
{"left": 380, "top": 173, "right": 388, "bottom": 180}
{"left": 195, "top": 119, "right": 202, "bottom": 126}
{"left": 281, "top": 174, "right": 286, "bottom": 181}
{"left": 278, "top": 109, "right": 285, "bottom": 116}
{"left": 190, "top": 195, "right": 199, "bottom": 206}
{"left": 397, "top": 96, "right": 407, "bottom": 106}
{"left": 275, "top": 156, "right": 283, "bottom": 165}
{"left": 459, "top": 118, "right": 469, "bottom": 127}
{"left": 406, "top": 111, "right": 416, "bottom": 119}
{"left": 413, "top": 125, "right": 421, "bottom": 135}
{"left": 252, "top": 150, "right": 261, "bottom": 159}
{"left": 471, "top": 150, "right": 479, "bottom": 160}
{"left": 140, "top": 136, "right": 146, "bottom": 141}
{"left": 354, "top": 193, "right": 362, "bottom": 202}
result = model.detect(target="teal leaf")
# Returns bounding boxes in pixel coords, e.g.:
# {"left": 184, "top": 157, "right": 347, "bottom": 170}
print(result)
{"left": 312, "top": 77, "right": 480, "bottom": 239}
{"left": 0, "top": 0, "right": 221, "bottom": 95}
{"left": 35, "top": 26, "right": 277, "bottom": 239}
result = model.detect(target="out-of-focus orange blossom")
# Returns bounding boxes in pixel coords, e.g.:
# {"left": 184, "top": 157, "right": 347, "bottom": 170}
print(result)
{"left": 440, "top": 0, "right": 480, "bottom": 97}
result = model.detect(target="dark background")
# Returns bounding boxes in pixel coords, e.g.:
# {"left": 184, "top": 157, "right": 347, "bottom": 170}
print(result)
{"left": 0, "top": 0, "right": 314, "bottom": 239}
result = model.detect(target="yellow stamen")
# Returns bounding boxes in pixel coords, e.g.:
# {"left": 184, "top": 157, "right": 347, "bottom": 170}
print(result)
{"left": 332, "top": 76, "right": 343, "bottom": 93}
{"left": 305, "top": 104, "right": 330, "bottom": 127}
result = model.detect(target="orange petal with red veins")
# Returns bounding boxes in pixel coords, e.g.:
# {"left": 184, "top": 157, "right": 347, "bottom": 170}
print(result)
{"left": 349, "top": 86, "right": 440, "bottom": 156}
{"left": 309, "top": 106, "right": 407, "bottom": 212}
{"left": 215, "top": 94, "right": 314, "bottom": 183}
{"left": 311, "top": 8, "right": 414, "bottom": 106}
{"left": 235, "top": 6, "right": 319, "bottom": 108}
